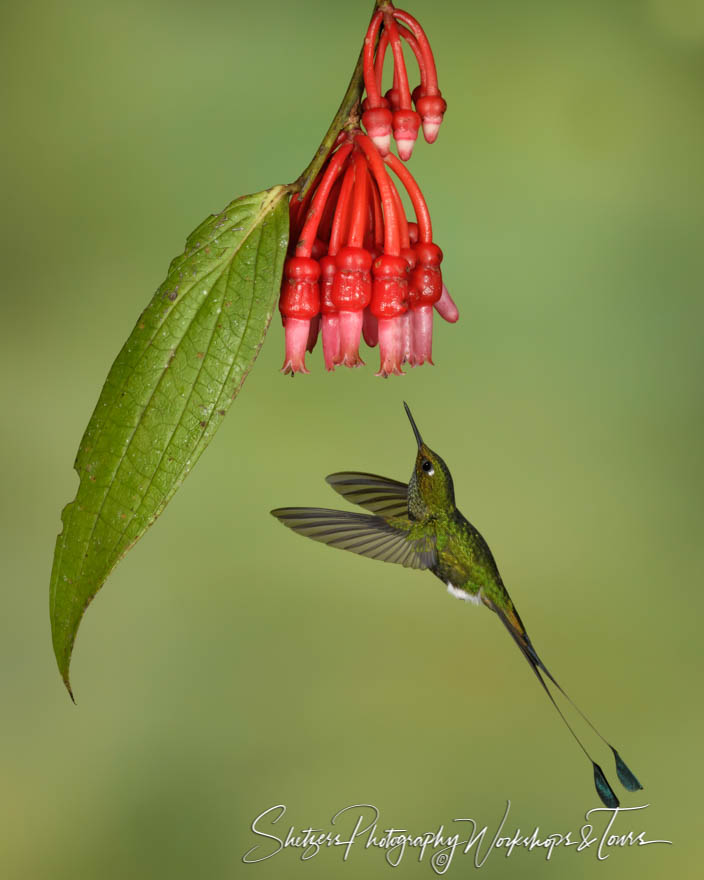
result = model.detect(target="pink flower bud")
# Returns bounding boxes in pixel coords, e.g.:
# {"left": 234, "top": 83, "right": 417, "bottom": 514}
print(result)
{"left": 415, "top": 93, "right": 447, "bottom": 144}
{"left": 435, "top": 283, "right": 459, "bottom": 323}
{"left": 362, "top": 107, "right": 393, "bottom": 156}
{"left": 392, "top": 109, "right": 421, "bottom": 161}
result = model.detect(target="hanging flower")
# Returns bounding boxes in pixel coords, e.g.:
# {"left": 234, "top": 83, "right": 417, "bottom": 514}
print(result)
{"left": 279, "top": 2, "right": 458, "bottom": 376}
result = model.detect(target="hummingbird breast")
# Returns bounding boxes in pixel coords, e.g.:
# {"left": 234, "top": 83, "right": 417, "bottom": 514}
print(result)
{"left": 430, "top": 509, "right": 502, "bottom": 599}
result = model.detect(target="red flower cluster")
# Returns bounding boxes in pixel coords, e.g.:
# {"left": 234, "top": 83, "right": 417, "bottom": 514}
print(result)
{"left": 280, "top": 4, "right": 459, "bottom": 377}
{"left": 362, "top": 4, "right": 447, "bottom": 160}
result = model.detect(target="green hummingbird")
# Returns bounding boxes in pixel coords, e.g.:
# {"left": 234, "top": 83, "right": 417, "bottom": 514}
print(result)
{"left": 271, "top": 402, "right": 643, "bottom": 808}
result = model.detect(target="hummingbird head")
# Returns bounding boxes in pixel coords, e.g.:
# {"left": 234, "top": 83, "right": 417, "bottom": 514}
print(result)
{"left": 404, "top": 402, "right": 456, "bottom": 519}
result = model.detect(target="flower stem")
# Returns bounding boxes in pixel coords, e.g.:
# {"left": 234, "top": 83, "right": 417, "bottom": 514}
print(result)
{"left": 293, "top": 0, "right": 391, "bottom": 197}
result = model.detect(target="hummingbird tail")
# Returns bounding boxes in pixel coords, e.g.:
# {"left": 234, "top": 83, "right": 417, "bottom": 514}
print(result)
{"left": 486, "top": 598, "right": 626, "bottom": 808}
{"left": 527, "top": 644, "right": 643, "bottom": 794}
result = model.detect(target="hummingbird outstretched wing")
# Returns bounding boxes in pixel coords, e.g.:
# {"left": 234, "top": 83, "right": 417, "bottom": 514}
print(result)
{"left": 271, "top": 507, "right": 436, "bottom": 570}
{"left": 325, "top": 472, "right": 409, "bottom": 518}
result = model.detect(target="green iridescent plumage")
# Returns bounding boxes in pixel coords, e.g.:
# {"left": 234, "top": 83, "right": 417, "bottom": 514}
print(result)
{"left": 271, "top": 402, "right": 643, "bottom": 808}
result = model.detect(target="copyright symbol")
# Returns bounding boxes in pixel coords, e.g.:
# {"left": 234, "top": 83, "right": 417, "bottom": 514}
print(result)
{"left": 432, "top": 851, "right": 450, "bottom": 870}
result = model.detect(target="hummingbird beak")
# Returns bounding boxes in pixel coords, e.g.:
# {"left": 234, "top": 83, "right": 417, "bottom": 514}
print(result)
{"left": 403, "top": 401, "right": 423, "bottom": 450}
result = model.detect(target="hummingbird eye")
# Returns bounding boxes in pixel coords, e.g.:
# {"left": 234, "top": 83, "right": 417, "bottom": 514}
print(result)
{"left": 422, "top": 459, "right": 434, "bottom": 475}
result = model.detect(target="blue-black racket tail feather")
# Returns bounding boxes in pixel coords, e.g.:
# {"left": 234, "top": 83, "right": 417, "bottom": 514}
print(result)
{"left": 612, "top": 748, "right": 643, "bottom": 792}
{"left": 593, "top": 763, "right": 620, "bottom": 809}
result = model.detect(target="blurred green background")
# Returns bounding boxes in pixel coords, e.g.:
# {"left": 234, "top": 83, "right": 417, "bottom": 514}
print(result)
{"left": 2, "top": 0, "right": 702, "bottom": 877}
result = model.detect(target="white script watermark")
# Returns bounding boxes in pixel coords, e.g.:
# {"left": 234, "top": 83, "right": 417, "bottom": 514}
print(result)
{"left": 242, "top": 802, "right": 671, "bottom": 872}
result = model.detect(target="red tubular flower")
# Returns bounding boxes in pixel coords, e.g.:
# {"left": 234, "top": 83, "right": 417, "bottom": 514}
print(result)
{"left": 393, "top": 7, "right": 447, "bottom": 144}
{"left": 308, "top": 146, "right": 355, "bottom": 370}
{"left": 356, "top": 133, "right": 411, "bottom": 376}
{"left": 384, "top": 151, "right": 449, "bottom": 365}
{"left": 409, "top": 241, "right": 443, "bottom": 365}
{"left": 332, "top": 152, "right": 373, "bottom": 366}
{"left": 383, "top": 12, "right": 420, "bottom": 161}
{"left": 281, "top": 142, "right": 353, "bottom": 373}
{"left": 370, "top": 254, "right": 408, "bottom": 377}
{"left": 362, "top": 11, "right": 393, "bottom": 155}
{"left": 279, "top": 256, "right": 321, "bottom": 374}
{"left": 321, "top": 157, "right": 356, "bottom": 367}
{"left": 333, "top": 246, "right": 372, "bottom": 366}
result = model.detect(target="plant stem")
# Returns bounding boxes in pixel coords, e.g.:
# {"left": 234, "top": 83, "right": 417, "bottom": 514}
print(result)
{"left": 293, "top": 0, "right": 390, "bottom": 197}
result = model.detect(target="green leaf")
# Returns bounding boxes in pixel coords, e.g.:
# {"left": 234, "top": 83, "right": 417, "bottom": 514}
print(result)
{"left": 50, "top": 184, "right": 290, "bottom": 698}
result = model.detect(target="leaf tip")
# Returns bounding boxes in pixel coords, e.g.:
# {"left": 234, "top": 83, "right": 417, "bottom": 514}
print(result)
{"left": 58, "top": 658, "right": 76, "bottom": 703}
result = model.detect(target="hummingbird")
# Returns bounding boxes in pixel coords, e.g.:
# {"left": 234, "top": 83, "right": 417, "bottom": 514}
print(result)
{"left": 271, "top": 402, "right": 643, "bottom": 808}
